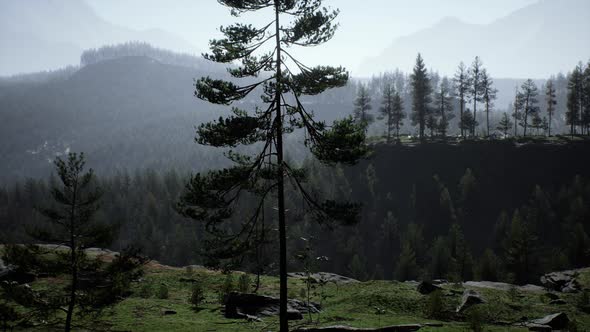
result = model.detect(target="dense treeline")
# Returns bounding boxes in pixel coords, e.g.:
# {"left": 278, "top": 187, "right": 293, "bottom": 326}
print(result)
{"left": 3, "top": 142, "right": 590, "bottom": 284}
{"left": 353, "top": 56, "right": 590, "bottom": 140}
{"left": 80, "top": 42, "right": 216, "bottom": 71}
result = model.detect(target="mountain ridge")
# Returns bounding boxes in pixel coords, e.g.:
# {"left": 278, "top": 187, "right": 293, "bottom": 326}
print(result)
{"left": 359, "top": 0, "right": 590, "bottom": 78}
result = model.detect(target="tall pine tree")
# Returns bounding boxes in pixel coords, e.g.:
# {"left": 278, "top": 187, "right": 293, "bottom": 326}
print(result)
{"left": 481, "top": 69, "right": 497, "bottom": 137}
{"left": 177, "top": 2, "right": 368, "bottom": 330}
{"left": 469, "top": 56, "right": 485, "bottom": 136}
{"left": 32, "top": 153, "right": 113, "bottom": 332}
{"left": 545, "top": 79, "right": 557, "bottom": 136}
{"left": 354, "top": 84, "right": 374, "bottom": 134}
{"left": 454, "top": 62, "right": 470, "bottom": 138}
{"left": 410, "top": 53, "right": 433, "bottom": 141}
{"left": 567, "top": 64, "right": 584, "bottom": 136}
{"left": 519, "top": 79, "right": 540, "bottom": 137}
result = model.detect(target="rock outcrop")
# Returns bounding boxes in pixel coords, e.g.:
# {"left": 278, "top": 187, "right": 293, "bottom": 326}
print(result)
{"left": 456, "top": 289, "right": 485, "bottom": 313}
{"left": 416, "top": 281, "right": 442, "bottom": 295}
{"left": 520, "top": 312, "right": 569, "bottom": 331}
{"left": 288, "top": 272, "right": 359, "bottom": 284}
{"left": 224, "top": 292, "right": 320, "bottom": 321}
{"left": 540, "top": 270, "right": 581, "bottom": 293}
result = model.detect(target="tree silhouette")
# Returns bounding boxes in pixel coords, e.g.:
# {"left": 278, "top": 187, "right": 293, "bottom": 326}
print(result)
{"left": 481, "top": 69, "right": 497, "bottom": 137}
{"left": 32, "top": 153, "right": 113, "bottom": 332}
{"left": 410, "top": 53, "right": 433, "bottom": 141}
{"left": 519, "top": 79, "right": 540, "bottom": 137}
{"left": 454, "top": 62, "right": 470, "bottom": 138}
{"left": 469, "top": 57, "right": 485, "bottom": 136}
{"left": 545, "top": 80, "right": 557, "bottom": 136}
{"left": 177, "top": 1, "right": 368, "bottom": 330}
{"left": 354, "top": 84, "right": 374, "bottom": 134}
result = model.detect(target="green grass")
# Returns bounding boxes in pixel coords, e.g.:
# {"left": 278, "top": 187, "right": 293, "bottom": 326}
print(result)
{"left": 4, "top": 253, "right": 590, "bottom": 331}
{"left": 75, "top": 266, "right": 590, "bottom": 331}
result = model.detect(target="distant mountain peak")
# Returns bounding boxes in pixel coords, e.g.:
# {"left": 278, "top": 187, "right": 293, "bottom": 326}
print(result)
{"left": 359, "top": 0, "right": 590, "bottom": 78}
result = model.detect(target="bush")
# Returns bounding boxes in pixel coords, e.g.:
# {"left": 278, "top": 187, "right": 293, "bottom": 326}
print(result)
{"left": 157, "top": 284, "right": 169, "bottom": 299}
{"left": 238, "top": 274, "right": 251, "bottom": 293}
{"left": 138, "top": 282, "right": 152, "bottom": 299}
{"left": 185, "top": 266, "right": 194, "bottom": 276}
{"left": 425, "top": 290, "right": 446, "bottom": 319}
{"left": 576, "top": 290, "right": 590, "bottom": 313}
{"left": 218, "top": 273, "right": 234, "bottom": 304}
{"left": 467, "top": 307, "right": 484, "bottom": 332}
{"left": 189, "top": 282, "right": 205, "bottom": 308}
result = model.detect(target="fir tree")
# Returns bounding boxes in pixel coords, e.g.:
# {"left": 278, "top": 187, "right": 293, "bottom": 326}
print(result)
{"left": 504, "top": 210, "right": 537, "bottom": 285}
{"left": 391, "top": 91, "right": 406, "bottom": 141}
{"left": 395, "top": 242, "right": 419, "bottom": 281}
{"left": 354, "top": 84, "right": 374, "bottom": 133}
{"left": 434, "top": 77, "right": 454, "bottom": 138}
{"left": 583, "top": 61, "right": 590, "bottom": 134}
{"left": 410, "top": 53, "right": 433, "bottom": 141}
{"left": 567, "top": 64, "right": 584, "bottom": 136}
{"left": 545, "top": 79, "right": 557, "bottom": 136}
{"left": 177, "top": 2, "right": 368, "bottom": 329}
{"left": 497, "top": 113, "right": 513, "bottom": 137}
{"left": 32, "top": 153, "right": 113, "bottom": 332}
{"left": 481, "top": 69, "right": 497, "bottom": 137}
{"left": 378, "top": 83, "right": 395, "bottom": 142}
{"left": 469, "top": 57, "right": 485, "bottom": 136}
{"left": 453, "top": 62, "right": 471, "bottom": 137}
{"left": 519, "top": 79, "right": 540, "bottom": 136}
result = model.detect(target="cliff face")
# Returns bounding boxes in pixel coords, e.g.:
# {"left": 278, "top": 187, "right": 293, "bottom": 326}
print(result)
{"left": 341, "top": 140, "right": 590, "bottom": 248}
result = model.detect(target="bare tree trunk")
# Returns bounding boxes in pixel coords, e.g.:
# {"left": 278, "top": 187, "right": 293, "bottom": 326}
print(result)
{"left": 274, "top": 2, "right": 288, "bottom": 331}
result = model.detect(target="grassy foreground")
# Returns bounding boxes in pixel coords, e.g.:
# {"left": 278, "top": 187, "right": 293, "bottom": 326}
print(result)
{"left": 55, "top": 263, "right": 590, "bottom": 331}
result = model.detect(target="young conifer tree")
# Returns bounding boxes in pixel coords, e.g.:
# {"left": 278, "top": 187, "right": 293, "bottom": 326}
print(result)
{"left": 469, "top": 56, "right": 485, "bottom": 136}
{"left": 378, "top": 83, "right": 395, "bottom": 142}
{"left": 410, "top": 53, "right": 433, "bottom": 141}
{"left": 481, "top": 69, "right": 497, "bottom": 137}
{"left": 178, "top": 1, "right": 368, "bottom": 330}
{"left": 497, "top": 113, "right": 513, "bottom": 137}
{"left": 545, "top": 80, "right": 557, "bottom": 136}
{"left": 354, "top": 84, "right": 374, "bottom": 134}
{"left": 453, "top": 62, "right": 470, "bottom": 138}
{"left": 32, "top": 153, "right": 112, "bottom": 332}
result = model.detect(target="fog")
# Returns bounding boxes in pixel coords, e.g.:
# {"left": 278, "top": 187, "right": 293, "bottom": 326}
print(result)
{"left": 5, "top": 0, "right": 587, "bottom": 77}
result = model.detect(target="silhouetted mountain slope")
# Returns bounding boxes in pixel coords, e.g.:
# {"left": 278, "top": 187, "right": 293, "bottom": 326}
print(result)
{"left": 360, "top": 0, "right": 590, "bottom": 78}
{"left": 0, "top": 55, "right": 355, "bottom": 183}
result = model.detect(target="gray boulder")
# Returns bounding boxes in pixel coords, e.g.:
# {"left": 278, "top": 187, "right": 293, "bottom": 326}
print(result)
{"left": 224, "top": 292, "right": 320, "bottom": 321}
{"left": 456, "top": 289, "right": 485, "bottom": 313}
{"left": 417, "top": 281, "right": 442, "bottom": 295}
{"left": 528, "top": 312, "right": 569, "bottom": 330}
{"left": 540, "top": 270, "right": 581, "bottom": 293}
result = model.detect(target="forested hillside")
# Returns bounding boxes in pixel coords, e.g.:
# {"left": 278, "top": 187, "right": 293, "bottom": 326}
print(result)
{"left": 3, "top": 141, "right": 590, "bottom": 286}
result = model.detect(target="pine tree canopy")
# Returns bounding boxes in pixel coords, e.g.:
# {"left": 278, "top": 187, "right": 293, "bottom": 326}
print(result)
{"left": 179, "top": 0, "right": 368, "bottom": 267}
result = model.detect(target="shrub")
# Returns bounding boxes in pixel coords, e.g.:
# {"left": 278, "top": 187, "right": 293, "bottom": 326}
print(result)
{"left": 238, "top": 274, "right": 251, "bottom": 293}
{"left": 138, "top": 283, "right": 152, "bottom": 298}
{"left": 157, "top": 284, "right": 169, "bottom": 299}
{"left": 218, "top": 273, "right": 234, "bottom": 304}
{"left": 189, "top": 282, "right": 205, "bottom": 308}
{"left": 425, "top": 290, "right": 446, "bottom": 319}
{"left": 467, "top": 307, "right": 484, "bottom": 332}
{"left": 185, "top": 266, "right": 194, "bottom": 276}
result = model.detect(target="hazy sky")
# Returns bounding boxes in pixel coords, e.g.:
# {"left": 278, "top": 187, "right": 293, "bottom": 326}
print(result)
{"left": 86, "top": 0, "right": 538, "bottom": 75}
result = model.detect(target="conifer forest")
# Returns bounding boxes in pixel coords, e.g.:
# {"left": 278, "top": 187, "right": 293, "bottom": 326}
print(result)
{"left": 1, "top": 0, "right": 590, "bottom": 331}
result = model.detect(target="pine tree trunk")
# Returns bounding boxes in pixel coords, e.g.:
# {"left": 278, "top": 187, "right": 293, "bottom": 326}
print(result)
{"left": 274, "top": 2, "right": 289, "bottom": 331}
{"left": 460, "top": 96, "right": 464, "bottom": 137}
{"left": 473, "top": 96, "right": 477, "bottom": 137}
{"left": 65, "top": 179, "right": 78, "bottom": 332}
{"left": 486, "top": 103, "right": 490, "bottom": 138}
